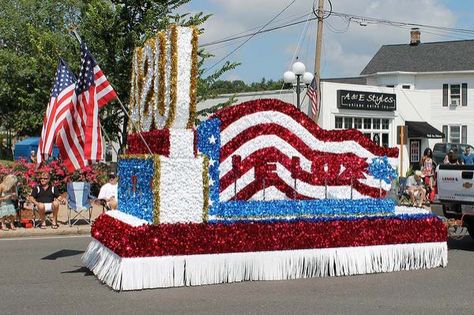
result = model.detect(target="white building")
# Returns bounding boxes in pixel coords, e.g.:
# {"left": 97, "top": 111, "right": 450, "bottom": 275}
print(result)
{"left": 198, "top": 29, "right": 474, "bottom": 174}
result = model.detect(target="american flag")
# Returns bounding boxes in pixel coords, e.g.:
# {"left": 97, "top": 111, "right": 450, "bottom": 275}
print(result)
{"left": 57, "top": 43, "right": 117, "bottom": 171}
{"left": 198, "top": 99, "right": 398, "bottom": 208}
{"left": 37, "top": 59, "right": 76, "bottom": 164}
{"left": 307, "top": 77, "right": 318, "bottom": 120}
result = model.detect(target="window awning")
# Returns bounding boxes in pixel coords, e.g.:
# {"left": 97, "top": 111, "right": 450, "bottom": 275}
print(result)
{"left": 405, "top": 121, "right": 444, "bottom": 138}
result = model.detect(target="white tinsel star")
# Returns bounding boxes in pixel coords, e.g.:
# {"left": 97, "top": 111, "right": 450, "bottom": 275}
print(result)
{"left": 208, "top": 135, "right": 216, "bottom": 144}
{"left": 209, "top": 158, "right": 215, "bottom": 167}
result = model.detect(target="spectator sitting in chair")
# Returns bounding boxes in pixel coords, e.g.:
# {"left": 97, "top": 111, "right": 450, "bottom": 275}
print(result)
{"left": 28, "top": 172, "right": 63, "bottom": 229}
{"left": 97, "top": 173, "right": 118, "bottom": 211}
{"left": 406, "top": 170, "right": 427, "bottom": 207}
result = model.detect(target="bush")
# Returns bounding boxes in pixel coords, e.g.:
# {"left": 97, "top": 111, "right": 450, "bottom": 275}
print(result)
{"left": 0, "top": 159, "right": 110, "bottom": 198}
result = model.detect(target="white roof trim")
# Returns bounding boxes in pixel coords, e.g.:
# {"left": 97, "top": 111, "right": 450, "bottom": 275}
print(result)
{"left": 361, "top": 70, "right": 474, "bottom": 77}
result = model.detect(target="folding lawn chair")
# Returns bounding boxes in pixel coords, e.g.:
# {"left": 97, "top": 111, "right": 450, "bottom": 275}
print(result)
{"left": 397, "top": 177, "right": 411, "bottom": 206}
{"left": 67, "top": 182, "right": 93, "bottom": 226}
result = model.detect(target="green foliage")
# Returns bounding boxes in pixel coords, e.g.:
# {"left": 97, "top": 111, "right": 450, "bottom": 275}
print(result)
{"left": 204, "top": 78, "right": 285, "bottom": 96}
{"left": 0, "top": 0, "right": 238, "bottom": 152}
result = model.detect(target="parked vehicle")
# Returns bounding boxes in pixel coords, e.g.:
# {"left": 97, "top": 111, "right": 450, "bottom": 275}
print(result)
{"left": 436, "top": 164, "right": 474, "bottom": 237}
{"left": 432, "top": 143, "right": 474, "bottom": 165}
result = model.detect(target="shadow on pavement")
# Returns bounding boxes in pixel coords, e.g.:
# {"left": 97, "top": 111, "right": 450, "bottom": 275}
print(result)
{"left": 42, "top": 249, "right": 85, "bottom": 260}
{"left": 62, "top": 266, "right": 93, "bottom": 276}
{"left": 448, "top": 236, "right": 474, "bottom": 251}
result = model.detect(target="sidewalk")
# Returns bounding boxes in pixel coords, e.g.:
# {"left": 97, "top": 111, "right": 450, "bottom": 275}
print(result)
{"left": 0, "top": 204, "right": 104, "bottom": 239}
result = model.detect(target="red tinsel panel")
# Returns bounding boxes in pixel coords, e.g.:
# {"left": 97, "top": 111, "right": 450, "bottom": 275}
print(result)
{"left": 92, "top": 214, "right": 446, "bottom": 258}
{"left": 127, "top": 129, "right": 170, "bottom": 155}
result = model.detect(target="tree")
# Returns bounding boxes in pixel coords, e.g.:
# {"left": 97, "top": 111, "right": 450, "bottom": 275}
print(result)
{"left": 0, "top": 0, "right": 81, "bottom": 136}
{"left": 0, "top": 0, "right": 238, "bottom": 151}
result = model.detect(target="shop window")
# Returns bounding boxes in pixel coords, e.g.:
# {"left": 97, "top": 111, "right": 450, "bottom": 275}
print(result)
{"left": 373, "top": 118, "right": 381, "bottom": 129}
{"left": 354, "top": 117, "right": 362, "bottom": 129}
{"left": 363, "top": 118, "right": 371, "bottom": 129}
{"left": 382, "top": 133, "right": 389, "bottom": 147}
{"left": 336, "top": 116, "right": 391, "bottom": 146}
{"left": 335, "top": 116, "right": 343, "bottom": 129}
{"left": 344, "top": 117, "right": 352, "bottom": 129}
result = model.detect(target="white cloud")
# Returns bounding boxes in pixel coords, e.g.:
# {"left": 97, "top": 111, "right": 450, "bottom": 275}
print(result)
{"left": 184, "top": 0, "right": 459, "bottom": 81}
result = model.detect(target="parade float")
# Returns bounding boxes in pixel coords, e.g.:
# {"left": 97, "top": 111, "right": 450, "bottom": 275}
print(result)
{"left": 82, "top": 25, "right": 447, "bottom": 291}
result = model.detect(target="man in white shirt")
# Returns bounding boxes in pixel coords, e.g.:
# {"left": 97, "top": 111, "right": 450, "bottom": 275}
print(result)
{"left": 406, "top": 170, "right": 426, "bottom": 207}
{"left": 97, "top": 173, "right": 118, "bottom": 210}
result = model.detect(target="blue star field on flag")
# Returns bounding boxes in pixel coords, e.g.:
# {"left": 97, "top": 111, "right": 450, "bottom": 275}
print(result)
{"left": 51, "top": 59, "right": 76, "bottom": 97}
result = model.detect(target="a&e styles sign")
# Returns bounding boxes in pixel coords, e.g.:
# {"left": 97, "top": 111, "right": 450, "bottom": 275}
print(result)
{"left": 337, "top": 90, "right": 396, "bottom": 111}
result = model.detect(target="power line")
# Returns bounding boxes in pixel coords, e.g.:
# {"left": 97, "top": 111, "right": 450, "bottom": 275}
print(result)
{"left": 203, "top": 0, "right": 297, "bottom": 74}
{"left": 330, "top": 10, "right": 474, "bottom": 35}
{"left": 201, "top": 13, "right": 314, "bottom": 48}
{"left": 201, "top": 9, "right": 474, "bottom": 50}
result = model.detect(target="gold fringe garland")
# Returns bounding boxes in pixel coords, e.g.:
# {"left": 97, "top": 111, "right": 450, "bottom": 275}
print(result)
{"left": 186, "top": 27, "right": 199, "bottom": 129}
{"left": 165, "top": 24, "right": 178, "bottom": 128}
{"left": 201, "top": 156, "right": 210, "bottom": 222}
{"left": 157, "top": 32, "right": 166, "bottom": 117}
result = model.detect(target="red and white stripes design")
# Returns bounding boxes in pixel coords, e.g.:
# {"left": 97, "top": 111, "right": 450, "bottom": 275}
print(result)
{"left": 37, "top": 84, "right": 75, "bottom": 164}
{"left": 214, "top": 99, "right": 398, "bottom": 201}
{"left": 58, "top": 66, "right": 117, "bottom": 171}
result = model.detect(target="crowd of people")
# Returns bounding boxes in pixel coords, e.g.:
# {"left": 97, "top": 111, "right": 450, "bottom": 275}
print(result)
{"left": 0, "top": 170, "right": 118, "bottom": 231}
{"left": 405, "top": 145, "right": 474, "bottom": 207}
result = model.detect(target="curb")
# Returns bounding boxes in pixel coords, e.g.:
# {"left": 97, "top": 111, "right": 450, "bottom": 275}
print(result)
{"left": 0, "top": 225, "right": 91, "bottom": 239}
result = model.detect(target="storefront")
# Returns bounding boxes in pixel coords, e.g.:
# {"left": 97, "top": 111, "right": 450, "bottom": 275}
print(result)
{"left": 405, "top": 121, "right": 444, "bottom": 169}
{"left": 318, "top": 82, "right": 444, "bottom": 174}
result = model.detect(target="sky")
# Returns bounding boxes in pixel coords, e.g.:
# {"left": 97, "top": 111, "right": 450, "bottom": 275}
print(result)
{"left": 181, "top": 0, "right": 474, "bottom": 83}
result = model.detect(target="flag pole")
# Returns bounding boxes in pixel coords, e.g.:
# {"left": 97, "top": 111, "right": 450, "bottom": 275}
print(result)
{"left": 100, "top": 125, "right": 119, "bottom": 157}
{"left": 68, "top": 26, "right": 154, "bottom": 156}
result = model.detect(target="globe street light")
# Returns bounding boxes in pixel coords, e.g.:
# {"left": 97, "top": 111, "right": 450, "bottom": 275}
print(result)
{"left": 283, "top": 60, "right": 314, "bottom": 110}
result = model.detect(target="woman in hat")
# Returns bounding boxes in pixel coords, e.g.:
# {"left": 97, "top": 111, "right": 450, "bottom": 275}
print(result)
{"left": 0, "top": 174, "right": 18, "bottom": 230}
{"left": 406, "top": 170, "right": 426, "bottom": 207}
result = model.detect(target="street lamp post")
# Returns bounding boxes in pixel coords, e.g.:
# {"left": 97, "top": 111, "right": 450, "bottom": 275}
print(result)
{"left": 283, "top": 60, "right": 314, "bottom": 111}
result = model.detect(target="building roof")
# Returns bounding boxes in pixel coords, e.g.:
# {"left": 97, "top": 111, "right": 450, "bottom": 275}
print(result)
{"left": 322, "top": 77, "right": 367, "bottom": 85}
{"left": 360, "top": 40, "right": 474, "bottom": 75}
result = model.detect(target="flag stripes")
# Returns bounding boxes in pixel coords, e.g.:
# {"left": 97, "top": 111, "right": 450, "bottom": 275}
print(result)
{"left": 37, "top": 59, "right": 76, "bottom": 164}
{"left": 307, "top": 77, "right": 318, "bottom": 119}
{"left": 40, "top": 43, "right": 116, "bottom": 172}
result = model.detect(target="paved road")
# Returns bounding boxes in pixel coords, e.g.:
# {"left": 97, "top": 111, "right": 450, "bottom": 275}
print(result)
{"left": 1, "top": 235, "right": 473, "bottom": 315}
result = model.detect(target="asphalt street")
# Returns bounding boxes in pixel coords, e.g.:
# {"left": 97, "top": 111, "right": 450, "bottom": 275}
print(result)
{"left": 0, "top": 235, "right": 473, "bottom": 315}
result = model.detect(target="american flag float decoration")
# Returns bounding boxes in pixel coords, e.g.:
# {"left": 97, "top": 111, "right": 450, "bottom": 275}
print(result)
{"left": 82, "top": 25, "right": 447, "bottom": 291}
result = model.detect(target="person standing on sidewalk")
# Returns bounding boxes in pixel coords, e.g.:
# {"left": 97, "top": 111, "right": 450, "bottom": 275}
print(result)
{"left": 28, "top": 172, "right": 63, "bottom": 229}
{"left": 0, "top": 174, "right": 18, "bottom": 231}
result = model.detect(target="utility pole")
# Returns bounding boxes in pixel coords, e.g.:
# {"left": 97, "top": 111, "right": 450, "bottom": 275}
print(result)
{"left": 313, "top": 0, "right": 324, "bottom": 122}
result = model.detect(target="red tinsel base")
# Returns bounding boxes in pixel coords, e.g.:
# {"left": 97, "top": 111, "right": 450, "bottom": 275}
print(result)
{"left": 91, "top": 214, "right": 446, "bottom": 258}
